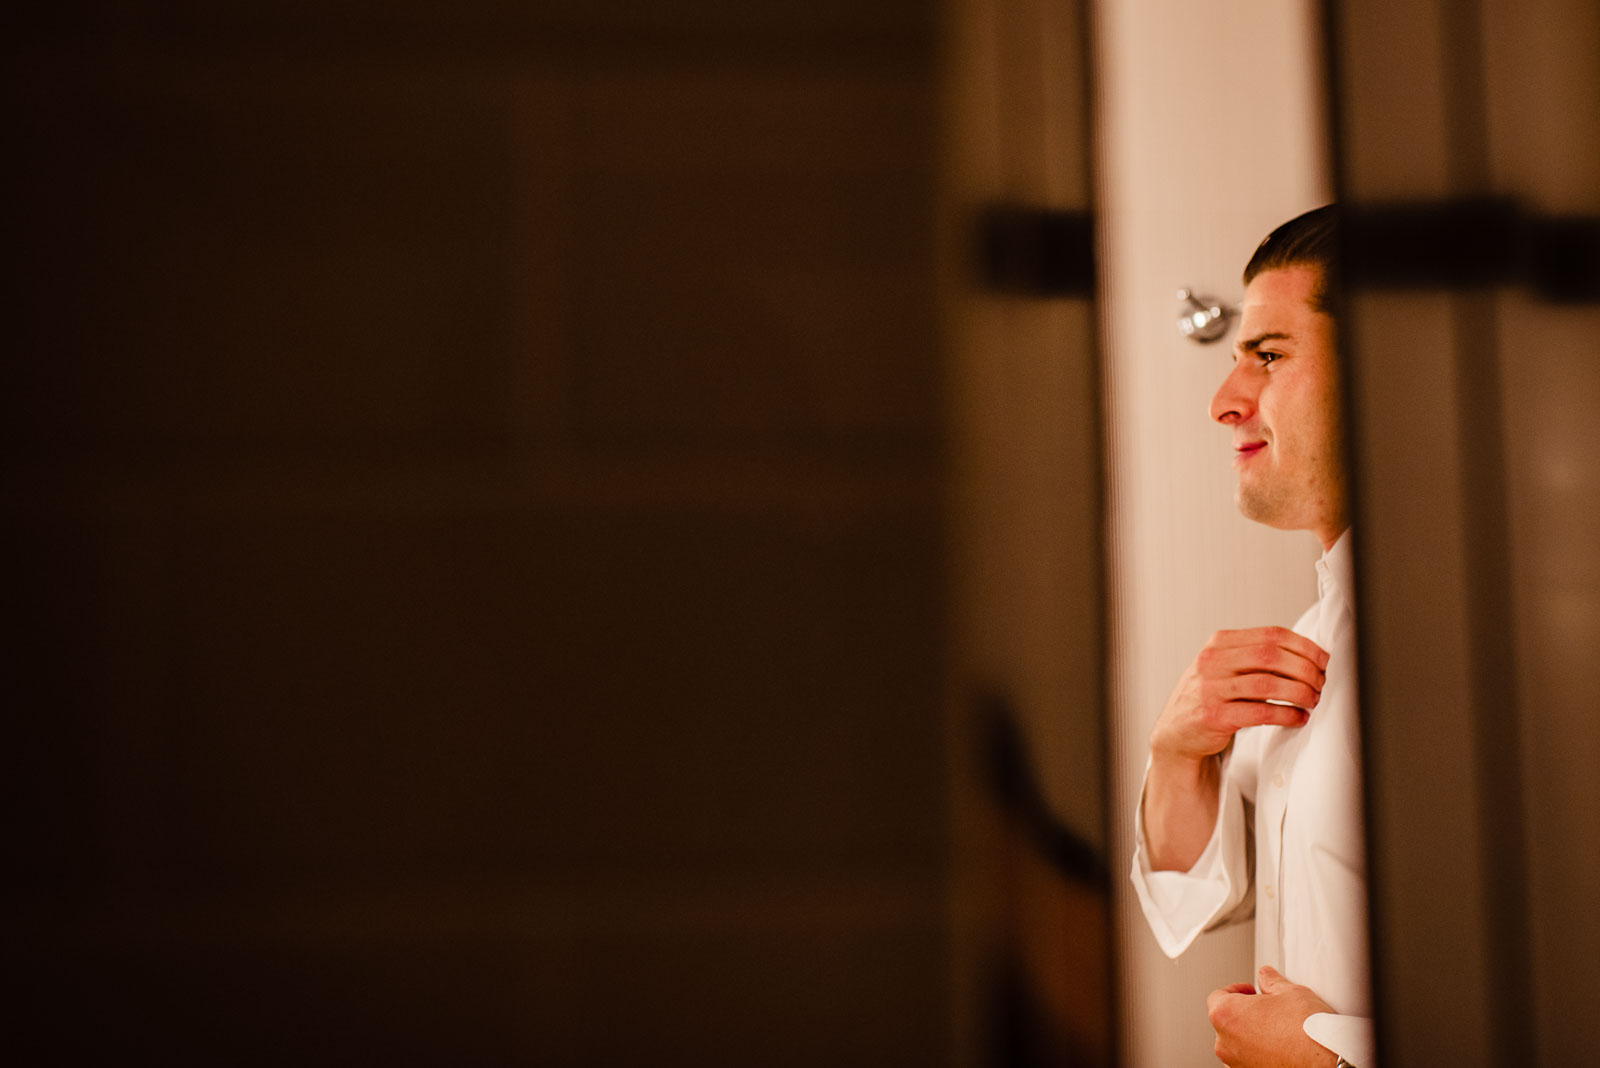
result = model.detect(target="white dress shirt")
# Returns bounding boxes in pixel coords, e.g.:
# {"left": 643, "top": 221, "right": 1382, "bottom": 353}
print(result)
{"left": 1131, "top": 531, "right": 1375, "bottom": 1067}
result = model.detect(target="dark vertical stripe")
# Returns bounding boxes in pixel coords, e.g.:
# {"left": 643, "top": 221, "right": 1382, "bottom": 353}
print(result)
{"left": 1438, "top": 1, "right": 1537, "bottom": 1063}
{"left": 1312, "top": 3, "right": 1394, "bottom": 1062}
{"left": 1451, "top": 292, "right": 1536, "bottom": 1067}
{"left": 1439, "top": 0, "right": 1493, "bottom": 195}
{"left": 1075, "top": 0, "right": 1120, "bottom": 1059}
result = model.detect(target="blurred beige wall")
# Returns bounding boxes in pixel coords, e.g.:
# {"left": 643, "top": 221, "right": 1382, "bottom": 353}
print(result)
{"left": 1090, "top": 0, "right": 1330, "bottom": 1064}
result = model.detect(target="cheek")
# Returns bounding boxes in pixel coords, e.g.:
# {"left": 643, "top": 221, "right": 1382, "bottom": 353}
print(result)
{"left": 1302, "top": 392, "right": 1343, "bottom": 460}
{"left": 1264, "top": 381, "right": 1335, "bottom": 458}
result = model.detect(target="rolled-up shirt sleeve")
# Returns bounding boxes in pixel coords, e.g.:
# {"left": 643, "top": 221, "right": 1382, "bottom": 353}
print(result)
{"left": 1304, "top": 1012, "right": 1376, "bottom": 1067}
{"left": 1129, "top": 733, "right": 1260, "bottom": 958}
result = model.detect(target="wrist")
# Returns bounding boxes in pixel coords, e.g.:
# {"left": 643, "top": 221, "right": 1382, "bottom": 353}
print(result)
{"left": 1149, "top": 748, "right": 1221, "bottom": 789}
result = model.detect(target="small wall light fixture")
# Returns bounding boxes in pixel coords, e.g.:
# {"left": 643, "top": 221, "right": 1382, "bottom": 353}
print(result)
{"left": 1176, "top": 288, "right": 1235, "bottom": 343}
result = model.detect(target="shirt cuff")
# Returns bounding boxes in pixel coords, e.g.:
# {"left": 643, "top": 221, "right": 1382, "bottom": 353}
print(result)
{"left": 1132, "top": 814, "right": 1228, "bottom": 955}
{"left": 1128, "top": 757, "right": 1244, "bottom": 957}
{"left": 1302, "top": 1012, "right": 1375, "bottom": 1067}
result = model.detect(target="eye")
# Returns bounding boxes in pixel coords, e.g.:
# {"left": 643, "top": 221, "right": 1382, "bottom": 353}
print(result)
{"left": 1258, "top": 351, "right": 1283, "bottom": 367}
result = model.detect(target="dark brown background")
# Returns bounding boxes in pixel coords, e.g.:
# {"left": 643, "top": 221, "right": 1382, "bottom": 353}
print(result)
{"left": 4, "top": 3, "right": 951, "bottom": 1064}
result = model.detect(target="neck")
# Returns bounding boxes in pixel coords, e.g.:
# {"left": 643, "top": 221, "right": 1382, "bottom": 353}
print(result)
{"left": 1317, "top": 524, "right": 1350, "bottom": 553}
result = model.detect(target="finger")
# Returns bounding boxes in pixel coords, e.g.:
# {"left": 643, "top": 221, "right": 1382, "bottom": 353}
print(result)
{"left": 1220, "top": 672, "right": 1321, "bottom": 709}
{"left": 1205, "top": 987, "right": 1254, "bottom": 1029}
{"left": 1256, "top": 965, "right": 1294, "bottom": 994}
{"left": 1221, "top": 701, "right": 1309, "bottom": 731}
{"left": 1213, "top": 626, "right": 1330, "bottom": 670}
{"left": 1213, "top": 642, "right": 1327, "bottom": 690}
{"left": 1206, "top": 983, "right": 1255, "bottom": 1008}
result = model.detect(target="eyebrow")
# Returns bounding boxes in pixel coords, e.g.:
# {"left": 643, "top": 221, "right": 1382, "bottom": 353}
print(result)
{"left": 1233, "top": 331, "right": 1293, "bottom": 358}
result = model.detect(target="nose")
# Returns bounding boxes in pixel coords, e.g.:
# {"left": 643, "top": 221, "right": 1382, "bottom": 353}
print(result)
{"left": 1209, "top": 360, "right": 1255, "bottom": 426}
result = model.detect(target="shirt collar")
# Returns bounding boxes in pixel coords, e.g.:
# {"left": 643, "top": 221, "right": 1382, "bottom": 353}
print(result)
{"left": 1316, "top": 527, "right": 1355, "bottom": 609}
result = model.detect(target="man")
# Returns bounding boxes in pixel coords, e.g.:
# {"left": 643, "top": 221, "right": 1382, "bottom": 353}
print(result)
{"left": 1130, "top": 206, "right": 1374, "bottom": 1068}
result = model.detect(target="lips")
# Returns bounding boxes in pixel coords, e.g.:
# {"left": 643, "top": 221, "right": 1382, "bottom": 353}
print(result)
{"left": 1233, "top": 441, "right": 1267, "bottom": 465}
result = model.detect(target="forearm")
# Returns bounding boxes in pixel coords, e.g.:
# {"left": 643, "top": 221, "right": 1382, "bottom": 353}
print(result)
{"left": 1142, "top": 751, "right": 1223, "bottom": 871}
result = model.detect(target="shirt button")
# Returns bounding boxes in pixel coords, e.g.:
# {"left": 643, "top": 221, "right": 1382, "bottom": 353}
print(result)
{"left": 1272, "top": 773, "right": 1285, "bottom": 789}
{"left": 1264, "top": 885, "right": 1275, "bottom": 900}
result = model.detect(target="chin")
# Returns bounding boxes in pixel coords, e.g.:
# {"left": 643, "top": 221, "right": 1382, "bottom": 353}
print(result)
{"left": 1235, "top": 488, "right": 1293, "bottom": 530}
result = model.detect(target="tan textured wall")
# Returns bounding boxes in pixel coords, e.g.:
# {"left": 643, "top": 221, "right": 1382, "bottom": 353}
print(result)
{"left": 1090, "top": 1, "right": 1330, "bottom": 1064}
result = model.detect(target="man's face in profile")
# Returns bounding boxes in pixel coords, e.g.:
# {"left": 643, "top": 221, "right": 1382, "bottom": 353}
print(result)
{"left": 1209, "top": 265, "right": 1347, "bottom": 545}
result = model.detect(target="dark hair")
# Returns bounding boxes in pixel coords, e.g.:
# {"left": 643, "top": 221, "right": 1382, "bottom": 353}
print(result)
{"left": 1243, "top": 204, "right": 1339, "bottom": 315}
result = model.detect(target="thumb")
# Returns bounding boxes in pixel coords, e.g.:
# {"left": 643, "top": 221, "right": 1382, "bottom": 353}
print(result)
{"left": 1256, "top": 964, "right": 1294, "bottom": 994}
